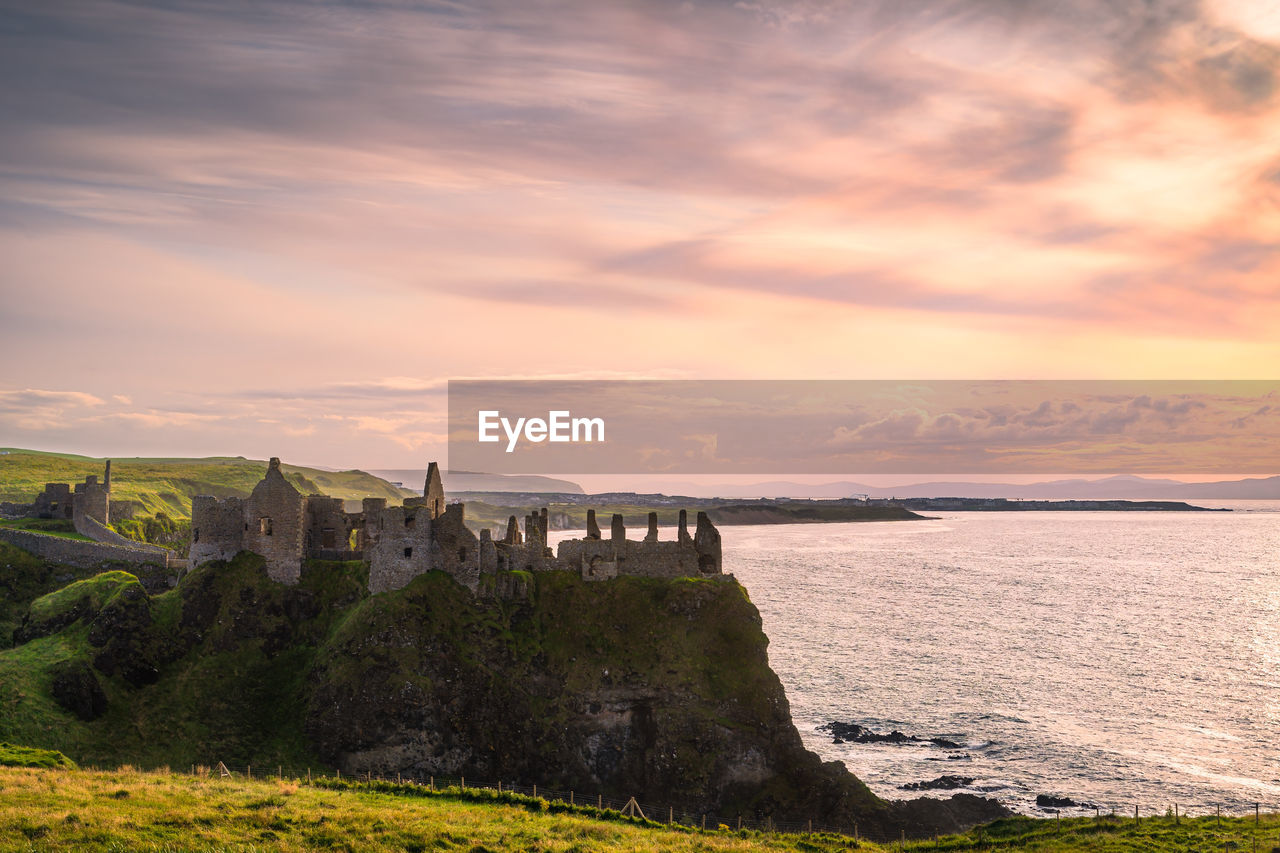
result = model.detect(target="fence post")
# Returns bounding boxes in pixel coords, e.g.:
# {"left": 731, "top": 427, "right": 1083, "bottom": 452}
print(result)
{"left": 598, "top": 794, "right": 602, "bottom": 809}
{"left": 1256, "top": 803, "right": 1260, "bottom": 825}
{"left": 668, "top": 806, "right": 673, "bottom": 825}
{"left": 308, "top": 768, "right": 311, "bottom": 783}
{"left": 1218, "top": 804, "right": 1222, "bottom": 827}
{"left": 737, "top": 816, "right": 741, "bottom": 831}
{"left": 461, "top": 776, "right": 465, "bottom": 791}
{"left": 248, "top": 765, "right": 252, "bottom": 780}
{"left": 1134, "top": 804, "right": 1138, "bottom": 822}
{"left": 430, "top": 776, "right": 434, "bottom": 791}
{"left": 1174, "top": 803, "right": 1178, "bottom": 824}
{"left": 570, "top": 790, "right": 574, "bottom": 805}
{"left": 702, "top": 814, "right": 706, "bottom": 830}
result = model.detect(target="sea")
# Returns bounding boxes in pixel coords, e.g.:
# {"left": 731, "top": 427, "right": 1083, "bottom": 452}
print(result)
{"left": 716, "top": 501, "right": 1280, "bottom": 816}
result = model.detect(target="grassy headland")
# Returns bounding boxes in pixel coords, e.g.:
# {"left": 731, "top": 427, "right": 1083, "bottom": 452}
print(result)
{"left": 2, "top": 764, "right": 1279, "bottom": 851}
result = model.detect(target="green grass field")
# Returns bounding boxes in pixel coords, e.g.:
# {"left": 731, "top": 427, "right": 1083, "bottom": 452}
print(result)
{"left": 0, "top": 765, "right": 873, "bottom": 852}
{"left": 0, "top": 518, "right": 94, "bottom": 541}
{"left": 3, "top": 764, "right": 1279, "bottom": 852}
{"left": 0, "top": 448, "right": 416, "bottom": 519}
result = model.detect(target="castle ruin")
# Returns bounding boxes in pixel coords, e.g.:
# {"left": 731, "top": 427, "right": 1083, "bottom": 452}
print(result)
{"left": 31, "top": 461, "right": 112, "bottom": 528}
{"left": 190, "top": 459, "right": 722, "bottom": 593}
{"left": 4, "top": 461, "right": 178, "bottom": 574}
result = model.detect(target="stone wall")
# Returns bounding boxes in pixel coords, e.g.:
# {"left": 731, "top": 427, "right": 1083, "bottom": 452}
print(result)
{"left": 366, "top": 504, "right": 438, "bottom": 594}
{"left": 73, "top": 513, "right": 173, "bottom": 562}
{"left": 190, "top": 495, "right": 245, "bottom": 566}
{"left": 304, "top": 495, "right": 355, "bottom": 554}
{"left": 242, "top": 458, "right": 305, "bottom": 584}
{"left": 0, "top": 501, "right": 33, "bottom": 519}
{"left": 428, "top": 504, "right": 480, "bottom": 589}
{"left": 32, "top": 483, "right": 73, "bottom": 519}
{"left": 554, "top": 510, "right": 722, "bottom": 581}
{"left": 0, "top": 527, "right": 170, "bottom": 570}
{"left": 73, "top": 475, "right": 110, "bottom": 526}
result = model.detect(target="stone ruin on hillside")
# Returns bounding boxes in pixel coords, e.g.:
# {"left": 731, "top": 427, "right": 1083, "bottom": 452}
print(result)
{"left": 189, "top": 459, "right": 723, "bottom": 594}
{"left": 1, "top": 461, "right": 178, "bottom": 572}
{"left": 28, "top": 462, "right": 112, "bottom": 528}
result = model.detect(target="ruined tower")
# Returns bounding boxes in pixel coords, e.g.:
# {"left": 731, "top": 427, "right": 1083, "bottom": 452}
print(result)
{"left": 72, "top": 461, "right": 111, "bottom": 526}
{"left": 424, "top": 462, "right": 445, "bottom": 519}
{"left": 243, "top": 457, "right": 305, "bottom": 584}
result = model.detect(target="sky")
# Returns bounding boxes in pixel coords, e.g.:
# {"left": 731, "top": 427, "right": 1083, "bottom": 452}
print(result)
{"left": 2, "top": 0, "right": 1280, "bottom": 473}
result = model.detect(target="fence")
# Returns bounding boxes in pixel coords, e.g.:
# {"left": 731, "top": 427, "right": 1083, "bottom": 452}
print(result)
{"left": 178, "top": 762, "right": 904, "bottom": 841}
{"left": 155, "top": 761, "right": 1280, "bottom": 848}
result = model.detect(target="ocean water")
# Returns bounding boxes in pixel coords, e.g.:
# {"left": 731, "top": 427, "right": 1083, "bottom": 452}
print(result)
{"left": 720, "top": 505, "right": 1280, "bottom": 815}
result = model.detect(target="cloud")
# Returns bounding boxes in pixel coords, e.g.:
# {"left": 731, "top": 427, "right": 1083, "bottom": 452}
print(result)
{"left": 4, "top": 0, "right": 1280, "bottom": 470}
{"left": 0, "top": 389, "right": 105, "bottom": 430}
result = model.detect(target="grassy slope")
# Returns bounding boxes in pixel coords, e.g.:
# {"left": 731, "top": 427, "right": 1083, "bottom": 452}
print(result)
{"left": 0, "top": 765, "right": 881, "bottom": 852}
{"left": 0, "top": 743, "right": 75, "bottom": 769}
{"left": 0, "top": 554, "right": 367, "bottom": 770}
{"left": 0, "top": 448, "right": 416, "bottom": 518}
{"left": 0, "top": 542, "right": 104, "bottom": 649}
{"left": 2, "top": 766, "right": 1277, "bottom": 852}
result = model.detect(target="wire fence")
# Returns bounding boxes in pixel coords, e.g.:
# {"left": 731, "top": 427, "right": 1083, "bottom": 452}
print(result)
{"left": 151, "top": 761, "right": 1280, "bottom": 848}
{"left": 171, "top": 761, "right": 908, "bottom": 841}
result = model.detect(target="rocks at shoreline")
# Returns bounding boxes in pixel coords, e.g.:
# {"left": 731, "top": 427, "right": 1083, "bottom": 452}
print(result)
{"left": 899, "top": 775, "right": 974, "bottom": 791}
{"left": 820, "top": 721, "right": 962, "bottom": 749}
{"left": 1036, "top": 794, "right": 1097, "bottom": 810}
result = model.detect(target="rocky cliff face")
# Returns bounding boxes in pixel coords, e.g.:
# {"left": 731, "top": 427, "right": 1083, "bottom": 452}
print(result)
{"left": 305, "top": 570, "right": 884, "bottom": 821}
{"left": 3, "top": 552, "right": 1007, "bottom": 837}
{"left": 302, "top": 568, "right": 1005, "bottom": 835}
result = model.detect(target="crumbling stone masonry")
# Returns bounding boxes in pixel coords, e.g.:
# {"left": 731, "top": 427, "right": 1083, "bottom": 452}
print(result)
{"left": 190, "top": 459, "right": 724, "bottom": 595}
{"left": 31, "top": 461, "right": 111, "bottom": 527}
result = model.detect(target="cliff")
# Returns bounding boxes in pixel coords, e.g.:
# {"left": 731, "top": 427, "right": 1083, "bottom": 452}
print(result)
{"left": 0, "top": 550, "right": 1007, "bottom": 837}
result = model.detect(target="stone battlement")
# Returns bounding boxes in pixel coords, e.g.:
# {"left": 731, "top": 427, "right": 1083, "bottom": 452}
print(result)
{"left": 190, "top": 459, "right": 723, "bottom": 594}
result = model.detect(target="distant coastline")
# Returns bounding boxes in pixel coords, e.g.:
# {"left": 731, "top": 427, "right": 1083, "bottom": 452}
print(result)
{"left": 860, "top": 497, "right": 1227, "bottom": 512}
{"left": 455, "top": 493, "right": 1226, "bottom": 534}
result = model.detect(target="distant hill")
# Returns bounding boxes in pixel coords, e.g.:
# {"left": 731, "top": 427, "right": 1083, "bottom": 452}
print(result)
{"left": 368, "top": 469, "right": 584, "bottom": 495}
{"left": 1162, "top": 475, "right": 1280, "bottom": 499}
{"left": 661, "top": 474, "right": 1280, "bottom": 500}
{"left": 0, "top": 449, "right": 416, "bottom": 518}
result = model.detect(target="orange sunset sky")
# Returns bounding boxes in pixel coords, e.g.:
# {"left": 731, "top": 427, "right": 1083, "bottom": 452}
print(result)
{"left": 2, "top": 0, "right": 1280, "bottom": 472}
